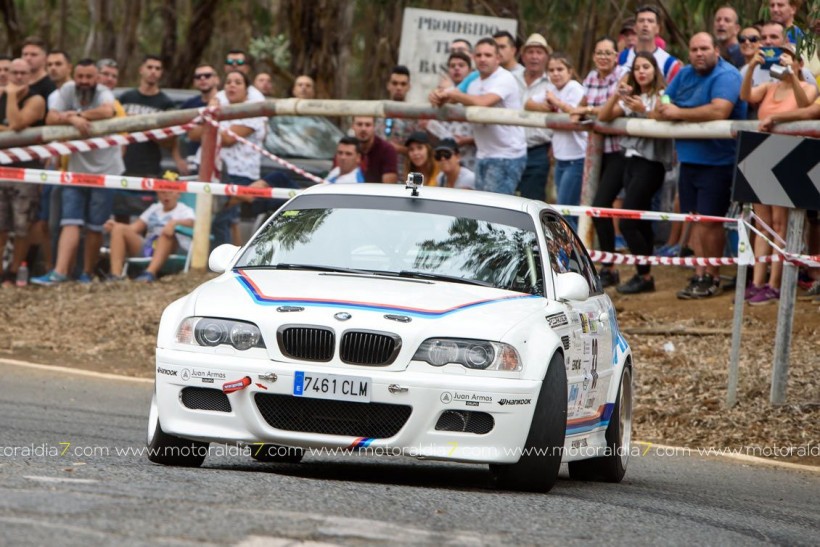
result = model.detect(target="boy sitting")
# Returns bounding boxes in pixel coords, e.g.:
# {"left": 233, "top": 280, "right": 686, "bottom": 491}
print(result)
{"left": 104, "top": 190, "right": 195, "bottom": 282}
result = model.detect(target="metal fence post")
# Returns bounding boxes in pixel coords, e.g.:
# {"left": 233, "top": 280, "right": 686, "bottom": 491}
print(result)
{"left": 726, "top": 204, "right": 753, "bottom": 408}
{"left": 190, "top": 123, "right": 218, "bottom": 272}
{"left": 770, "top": 208, "right": 806, "bottom": 404}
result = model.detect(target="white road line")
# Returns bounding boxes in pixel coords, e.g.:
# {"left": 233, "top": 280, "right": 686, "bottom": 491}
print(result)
{"left": 634, "top": 441, "right": 820, "bottom": 474}
{"left": 24, "top": 475, "right": 99, "bottom": 484}
{"left": 0, "top": 357, "right": 152, "bottom": 384}
{"left": 0, "top": 516, "right": 110, "bottom": 538}
{"left": 236, "top": 537, "right": 339, "bottom": 547}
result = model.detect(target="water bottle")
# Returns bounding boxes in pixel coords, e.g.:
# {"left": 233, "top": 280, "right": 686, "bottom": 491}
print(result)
{"left": 16, "top": 262, "right": 28, "bottom": 287}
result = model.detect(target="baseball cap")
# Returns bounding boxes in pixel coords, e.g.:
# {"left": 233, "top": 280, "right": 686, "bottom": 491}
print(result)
{"left": 522, "top": 33, "right": 553, "bottom": 54}
{"left": 434, "top": 138, "right": 459, "bottom": 154}
{"left": 405, "top": 131, "right": 430, "bottom": 147}
{"left": 620, "top": 17, "right": 636, "bottom": 34}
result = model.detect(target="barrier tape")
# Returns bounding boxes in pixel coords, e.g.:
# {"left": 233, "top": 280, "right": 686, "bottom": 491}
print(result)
{"left": 0, "top": 123, "right": 197, "bottom": 165}
{"left": 557, "top": 204, "right": 734, "bottom": 224}
{"left": 586, "top": 250, "right": 801, "bottom": 266}
{"left": 749, "top": 211, "right": 787, "bottom": 247}
{"left": 0, "top": 165, "right": 300, "bottom": 200}
{"left": 202, "top": 113, "right": 327, "bottom": 185}
{"left": 742, "top": 220, "right": 820, "bottom": 268}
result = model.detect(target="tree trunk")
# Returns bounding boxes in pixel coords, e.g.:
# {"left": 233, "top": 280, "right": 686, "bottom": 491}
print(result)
{"left": 168, "top": 0, "right": 219, "bottom": 88}
{"left": 160, "top": 0, "right": 178, "bottom": 79}
{"left": 0, "top": 0, "right": 23, "bottom": 53}
{"left": 98, "top": 0, "right": 116, "bottom": 61}
{"left": 116, "top": 0, "right": 143, "bottom": 79}
{"left": 359, "top": 0, "right": 406, "bottom": 100}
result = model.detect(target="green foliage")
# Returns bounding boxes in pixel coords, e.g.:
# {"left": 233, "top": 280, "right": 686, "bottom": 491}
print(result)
{"left": 249, "top": 34, "right": 291, "bottom": 69}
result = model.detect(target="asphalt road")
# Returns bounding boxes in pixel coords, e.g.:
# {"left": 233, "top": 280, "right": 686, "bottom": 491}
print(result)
{"left": 1, "top": 362, "right": 818, "bottom": 546}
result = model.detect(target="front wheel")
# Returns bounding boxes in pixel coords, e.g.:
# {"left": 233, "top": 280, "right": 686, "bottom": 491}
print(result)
{"left": 568, "top": 365, "right": 632, "bottom": 482}
{"left": 146, "top": 394, "right": 208, "bottom": 467}
{"left": 490, "top": 351, "right": 567, "bottom": 493}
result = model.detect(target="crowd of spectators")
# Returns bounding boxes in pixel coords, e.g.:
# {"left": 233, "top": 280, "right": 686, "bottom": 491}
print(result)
{"left": 0, "top": 0, "right": 818, "bottom": 303}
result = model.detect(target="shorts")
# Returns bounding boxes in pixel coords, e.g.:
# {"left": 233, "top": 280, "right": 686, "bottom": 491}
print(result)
{"left": 0, "top": 181, "right": 40, "bottom": 234}
{"left": 36, "top": 185, "right": 53, "bottom": 222}
{"left": 678, "top": 163, "right": 733, "bottom": 217}
{"left": 60, "top": 187, "right": 114, "bottom": 232}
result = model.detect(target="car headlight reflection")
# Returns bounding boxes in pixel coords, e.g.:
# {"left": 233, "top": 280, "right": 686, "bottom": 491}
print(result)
{"left": 176, "top": 317, "right": 266, "bottom": 350}
{"left": 413, "top": 338, "right": 521, "bottom": 371}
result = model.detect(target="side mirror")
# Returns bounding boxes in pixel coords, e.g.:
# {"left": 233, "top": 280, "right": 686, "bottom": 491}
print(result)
{"left": 554, "top": 272, "right": 590, "bottom": 302}
{"left": 208, "top": 244, "right": 241, "bottom": 273}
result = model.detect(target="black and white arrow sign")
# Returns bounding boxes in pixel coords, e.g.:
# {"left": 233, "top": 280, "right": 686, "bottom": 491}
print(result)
{"left": 734, "top": 131, "right": 820, "bottom": 211}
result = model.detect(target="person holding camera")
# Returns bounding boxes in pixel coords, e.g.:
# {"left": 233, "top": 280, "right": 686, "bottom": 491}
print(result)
{"left": 740, "top": 43, "right": 817, "bottom": 305}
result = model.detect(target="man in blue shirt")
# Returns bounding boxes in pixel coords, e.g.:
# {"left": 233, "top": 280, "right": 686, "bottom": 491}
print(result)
{"left": 658, "top": 32, "right": 746, "bottom": 300}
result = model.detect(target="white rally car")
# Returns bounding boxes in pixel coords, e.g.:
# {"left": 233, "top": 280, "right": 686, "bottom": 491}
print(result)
{"left": 147, "top": 179, "right": 632, "bottom": 493}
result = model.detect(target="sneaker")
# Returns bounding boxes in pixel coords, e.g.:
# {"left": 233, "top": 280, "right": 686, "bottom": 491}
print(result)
{"left": 599, "top": 268, "right": 620, "bottom": 288}
{"left": 657, "top": 244, "right": 681, "bottom": 257}
{"left": 30, "top": 270, "right": 69, "bottom": 286}
{"left": 77, "top": 272, "right": 93, "bottom": 284}
{"left": 103, "top": 274, "right": 126, "bottom": 282}
{"left": 689, "top": 273, "right": 722, "bottom": 298}
{"left": 135, "top": 271, "right": 156, "bottom": 283}
{"left": 614, "top": 235, "right": 627, "bottom": 251}
{"left": 748, "top": 284, "right": 780, "bottom": 306}
{"left": 744, "top": 284, "right": 763, "bottom": 301}
{"left": 616, "top": 274, "right": 655, "bottom": 294}
{"left": 676, "top": 275, "right": 700, "bottom": 299}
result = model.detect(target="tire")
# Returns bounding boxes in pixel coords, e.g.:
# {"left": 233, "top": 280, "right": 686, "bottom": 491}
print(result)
{"left": 250, "top": 444, "right": 305, "bottom": 464}
{"left": 146, "top": 394, "right": 208, "bottom": 467}
{"left": 568, "top": 365, "right": 632, "bottom": 482}
{"left": 491, "top": 352, "right": 567, "bottom": 493}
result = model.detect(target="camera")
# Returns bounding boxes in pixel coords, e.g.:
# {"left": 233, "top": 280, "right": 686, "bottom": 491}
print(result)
{"left": 770, "top": 63, "right": 792, "bottom": 80}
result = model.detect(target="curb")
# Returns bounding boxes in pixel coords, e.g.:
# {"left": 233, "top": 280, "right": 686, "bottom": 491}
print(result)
{"left": 2, "top": 358, "right": 817, "bottom": 474}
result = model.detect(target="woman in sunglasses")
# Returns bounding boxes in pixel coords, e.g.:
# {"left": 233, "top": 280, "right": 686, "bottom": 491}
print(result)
{"left": 433, "top": 138, "right": 475, "bottom": 189}
{"left": 738, "top": 27, "right": 762, "bottom": 68}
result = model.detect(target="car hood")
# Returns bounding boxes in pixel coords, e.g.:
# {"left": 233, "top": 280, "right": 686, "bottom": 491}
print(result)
{"left": 192, "top": 269, "right": 549, "bottom": 368}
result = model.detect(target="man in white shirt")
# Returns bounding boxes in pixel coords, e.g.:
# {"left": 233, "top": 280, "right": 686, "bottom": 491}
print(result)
{"left": 327, "top": 136, "right": 365, "bottom": 184}
{"left": 493, "top": 31, "right": 525, "bottom": 79}
{"left": 429, "top": 38, "right": 527, "bottom": 195}
{"left": 618, "top": 5, "right": 683, "bottom": 82}
{"left": 517, "top": 33, "right": 553, "bottom": 201}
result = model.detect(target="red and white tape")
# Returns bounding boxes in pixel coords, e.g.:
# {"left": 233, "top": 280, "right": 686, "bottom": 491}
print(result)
{"left": 0, "top": 165, "right": 300, "bottom": 200}
{"left": 0, "top": 123, "right": 197, "bottom": 165}
{"left": 558, "top": 204, "right": 734, "bottom": 224}
{"left": 586, "top": 250, "right": 802, "bottom": 266}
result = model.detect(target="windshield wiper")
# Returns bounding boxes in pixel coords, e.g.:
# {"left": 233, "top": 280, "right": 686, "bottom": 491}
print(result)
{"left": 271, "top": 263, "right": 376, "bottom": 275}
{"left": 396, "top": 270, "right": 494, "bottom": 287}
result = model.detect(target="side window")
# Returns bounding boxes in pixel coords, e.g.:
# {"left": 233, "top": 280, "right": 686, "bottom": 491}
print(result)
{"left": 541, "top": 215, "right": 601, "bottom": 294}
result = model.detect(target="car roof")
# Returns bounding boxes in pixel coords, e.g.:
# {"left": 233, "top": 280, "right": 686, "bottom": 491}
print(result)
{"left": 299, "top": 183, "right": 555, "bottom": 216}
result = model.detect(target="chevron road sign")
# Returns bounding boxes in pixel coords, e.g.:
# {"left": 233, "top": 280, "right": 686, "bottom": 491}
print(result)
{"left": 733, "top": 131, "right": 820, "bottom": 211}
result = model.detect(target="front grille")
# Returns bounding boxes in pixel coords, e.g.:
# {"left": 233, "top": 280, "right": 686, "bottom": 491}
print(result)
{"left": 435, "top": 410, "right": 494, "bottom": 434}
{"left": 278, "top": 325, "right": 335, "bottom": 362}
{"left": 254, "top": 393, "right": 411, "bottom": 438}
{"left": 181, "top": 387, "right": 232, "bottom": 412}
{"left": 340, "top": 330, "right": 401, "bottom": 366}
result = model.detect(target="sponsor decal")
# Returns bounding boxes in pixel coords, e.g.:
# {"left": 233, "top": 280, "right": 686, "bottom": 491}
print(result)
{"left": 571, "top": 359, "right": 581, "bottom": 371}
{"left": 141, "top": 178, "right": 154, "bottom": 190}
{"left": 546, "top": 312, "right": 568, "bottom": 328}
{"left": 561, "top": 335, "right": 570, "bottom": 350}
{"left": 156, "top": 366, "right": 177, "bottom": 376}
{"left": 222, "top": 376, "right": 252, "bottom": 394}
{"left": 498, "top": 398, "right": 531, "bottom": 406}
{"left": 202, "top": 378, "right": 214, "bottom": 384}
{"left": 440, "top": 392, "right": 453, "bottom": 404}
{"left": 181, "top": 368, "right": 227, "bottom": 382}
{"left": 590, "top": 338, "right": 599, "bottom": 390}
{"left": 568, "top": 384, "right": 579, "bottom": 403}
{"left": 586, "top": 312, "right": 598, "bottom": 333}
{"left": 466, "top": 401, "right": 479, "bottom": 407}
{"left": 442, "top": 391, "right": 493, "bottom": 404}
{"left": 61, "top": 172, "right": 104, "bottom": 186}
{"left": 571, "top": 438, "right": 589, "bottom": 449}
{"left": 225, "top": 184, "right": 239, "bottom": 196}
{"left": 334, "top": 312, "right": 352, "bottom": 321}
{"left": 585, "top": 396, "right": 597, "bottom": 409}
{"left": 579, "top": 314, "right": 590, "bottom": 333}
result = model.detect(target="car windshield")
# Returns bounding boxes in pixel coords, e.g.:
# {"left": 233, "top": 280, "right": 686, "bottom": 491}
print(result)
{"left": 235, "top": 200, "right": 544, "bottom": 295}
{"left": 264, "top": 116, "right": 344, "bottom": 159}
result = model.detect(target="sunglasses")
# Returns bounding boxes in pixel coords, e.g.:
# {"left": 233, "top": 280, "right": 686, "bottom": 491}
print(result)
{"left": 225, "top": 59, "right": 246, "bottom": 66}
{"left": 738, "top": 35, "right": 759, "bottom": 43}
{"left": 434, "top": 151, "right": 453, "bottom": 160}
{"left": 194, "top": 72, "right": 214, "bottom": 80}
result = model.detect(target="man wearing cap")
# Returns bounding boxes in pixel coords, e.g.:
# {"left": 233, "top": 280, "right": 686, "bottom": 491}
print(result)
{"left": 434, "top": 138, "right": 475, "bottom": 189}
{"left": 429, "top": 38, "right": 527, "bottom": 195}
{"left": 618, "top": 18, "right": 638, "bottom": 52}
{"left": 326, "top": 136, "right": 365, "bottom": 184}
{"left": 517, "top": 33, "right": 553, "bottom": 201}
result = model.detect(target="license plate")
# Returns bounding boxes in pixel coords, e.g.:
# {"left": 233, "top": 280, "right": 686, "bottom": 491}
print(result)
{"left": 293, "top": 371, "right": 371, "bottom": 403}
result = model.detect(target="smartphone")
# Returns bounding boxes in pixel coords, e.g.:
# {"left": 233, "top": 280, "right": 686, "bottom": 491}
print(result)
{"left": 760, "top": 47, "right": 782, "bottom": 69}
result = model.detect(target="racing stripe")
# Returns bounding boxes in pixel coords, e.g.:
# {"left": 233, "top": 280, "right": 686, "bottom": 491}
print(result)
{"left": 566, "top": 403, "right": 615, "bottom": 435}
{"left": 234, "top": 269, "right": 540, "bottom": 317}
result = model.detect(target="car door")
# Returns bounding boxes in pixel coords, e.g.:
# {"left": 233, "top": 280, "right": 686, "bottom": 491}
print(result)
{"left": 540, "top": 214, "right": 612, "bottom": 426}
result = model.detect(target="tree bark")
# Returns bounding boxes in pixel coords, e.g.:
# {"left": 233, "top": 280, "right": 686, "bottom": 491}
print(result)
{"left": 0, "top": 0, "right": 23, "bottom": 53}
{"left": 167, "top": 0, "right": 219, "bottom": 88}
{"left": 116, "top": 0, "right": 143, "bottom": 79}
{"left": 161, "top": 0, "right": 179, "bottom": 79}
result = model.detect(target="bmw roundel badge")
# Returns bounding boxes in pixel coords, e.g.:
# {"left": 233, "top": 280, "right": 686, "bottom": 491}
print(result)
{"left": 334, "top": 312, "right": 352, "bottom": 321}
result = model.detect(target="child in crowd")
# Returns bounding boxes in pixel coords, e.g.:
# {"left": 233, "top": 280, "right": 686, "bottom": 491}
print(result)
{"left": 103, "top": 190, "right": 195, "bottom": 282}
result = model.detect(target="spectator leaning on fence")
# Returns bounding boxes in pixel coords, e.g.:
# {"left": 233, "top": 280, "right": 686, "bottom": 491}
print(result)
{"left": 571, "top": 36, "right": 630, "bottom": 287}
{"left": 657, "top": 32, "right": 747, "bottom": 300}
{"left": 0, "top": 58, "right": 46, "bottom": 287}
{"left": 0, "top": 56, "right": 10, "bottom": 93}
{"left": 741, "top": 42, "right": 816, "bottom": 305}
{"left": 32, "top": 58, "right": 124, "bottom": 286}
{"left": 429, "top": 37, "right": 526, "bottom": 195}
{"left": 104, "top": 189, "right": 195, "bottom": 283}
{"left": 516, "top": 33, "right": 554, "bottom": 202}
{"left": 46, "top": 50, "right": 72, "bottom": 89}
{"left": 597, "top": 52, "right": 674, "bottom": 295}
{"left": 21, "top": 36, "right": 56, "bottom": 105}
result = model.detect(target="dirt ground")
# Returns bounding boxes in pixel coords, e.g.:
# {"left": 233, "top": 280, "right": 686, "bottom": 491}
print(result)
{"left": 1, "top": 265, "right": 817, "bottom": 466}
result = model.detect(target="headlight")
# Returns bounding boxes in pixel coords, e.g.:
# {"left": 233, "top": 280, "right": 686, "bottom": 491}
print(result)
{"left": 413, "top": 338, "right": 521, "bottom": 371}
{"left": 175, "top": 317, "right": 266, "bottom": 350}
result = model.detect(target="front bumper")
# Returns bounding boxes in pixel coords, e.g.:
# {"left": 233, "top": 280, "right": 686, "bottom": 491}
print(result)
{"left": 155, "top": 347, "right": 542, "bottom": 464}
